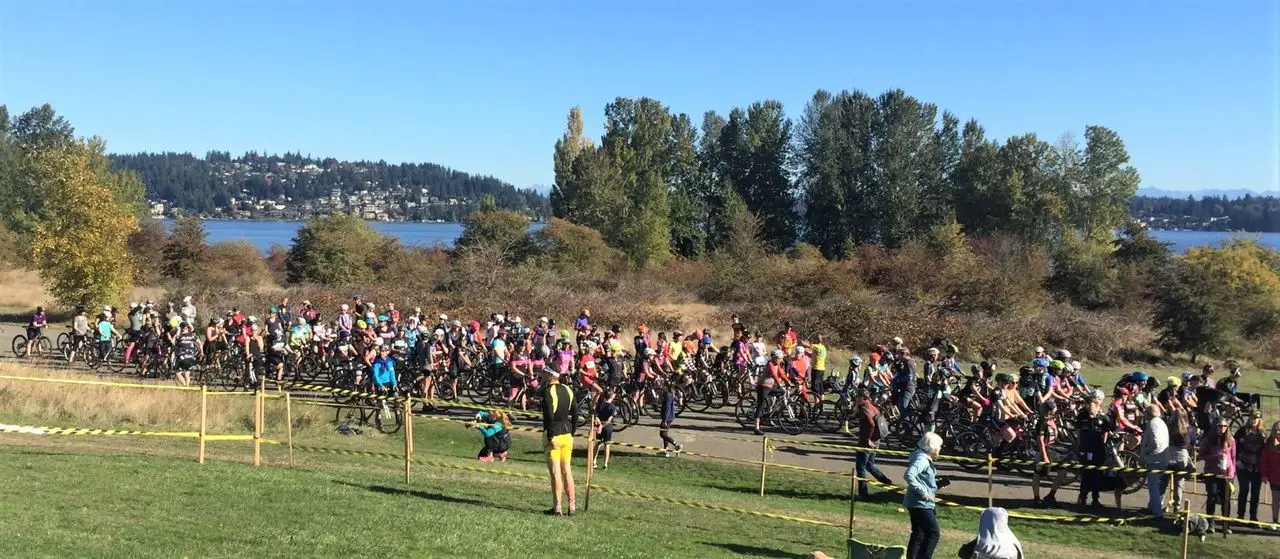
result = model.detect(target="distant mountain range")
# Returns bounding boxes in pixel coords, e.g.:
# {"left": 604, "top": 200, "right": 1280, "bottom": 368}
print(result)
{"left": 1136, "top": 187, "right": 1276, "bottom": 200}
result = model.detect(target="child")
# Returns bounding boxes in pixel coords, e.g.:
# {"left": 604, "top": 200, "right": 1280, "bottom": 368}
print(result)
{"left": 593, "top": 391, "right": 617, "bottom": 469}
{"left": 474, "top": 410, "right": 511, "bottom": 462}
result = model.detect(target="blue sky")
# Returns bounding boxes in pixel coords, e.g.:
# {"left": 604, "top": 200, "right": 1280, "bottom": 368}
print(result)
{"left": 2, "top": 0, "right": 1277, "bottom": 193}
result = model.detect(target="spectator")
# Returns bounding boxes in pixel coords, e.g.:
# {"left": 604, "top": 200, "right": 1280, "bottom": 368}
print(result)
{"left": 904, "top": 432, "right": 945, "bottom": 559}
{"left": 1235, "top": 416, "right": 1265, "bottom": 522}
{"left": 1138, "top": 405, "right": 1169, "bottom": 519}
{"left": 960, "top": 507, "right": 1023, "bottom": 559}
{"left": 473, "top": 410, "right": 511, "bottom": 462}
{"left": 1200, "top": 416, "right": 1237, "bottom": 534}
{"left": 855, "top": 390, "right": 894, "bottom": 499}
{"left": 1258, "top": 421, "right": 1280, "bottom": 531}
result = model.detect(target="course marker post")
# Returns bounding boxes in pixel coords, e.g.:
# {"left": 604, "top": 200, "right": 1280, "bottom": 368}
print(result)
{"left": 759, "top": 436, "right": 768, "bottom": 497}
{"left": 1180, "top": 500, "right": 1190, "bottom": 559}
{"left": 986, "top": 453, "right": 994, "bottom": 508}
{"left": 585, "top": 393, "right": 596, "bottom": 512}
{"left": 253, "top": 376, "right": 264, "bottom": 466}
{"left": 847, "top": 467, "right": 856, "bottom": 540}
{"left": 404, "top": 395, "right": 413, "bottom": 483}
{"left": 285, "top": 391, "right": 294, "bottom": 467}
{"left": 198, "top": 384, "right": 207, "bottom": 464}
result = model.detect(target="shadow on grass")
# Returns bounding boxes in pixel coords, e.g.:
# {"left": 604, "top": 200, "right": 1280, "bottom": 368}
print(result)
{"left": 704, "top": 482, "right": 850, "bottom": 502}
{"left": 334, "top": 481, "right": 526, "bottom": 512}
{"left": 700, "top": 542, "right": 810, "bottom": 558}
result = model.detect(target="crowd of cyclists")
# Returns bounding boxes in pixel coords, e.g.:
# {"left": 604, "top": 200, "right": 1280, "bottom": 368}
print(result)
{"left": 11, "top": 296, "right": 1280, "bottom": 530}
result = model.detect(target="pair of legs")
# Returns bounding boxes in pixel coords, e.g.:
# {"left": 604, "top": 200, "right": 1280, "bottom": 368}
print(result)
{"left": 905, "top": 507, "right": 939, "bottom": 559}
{"left": 1205, "top": 477, "right": 1232, "bottom": 532}
{"left": 659, "top": 420, "right": 681, "bottom": 454}
{"left": 592, "top": 426, "right": 612, "bottom": 468}
{"left": 854, "top": 448, "right": 892, "bottom": 498}
{"left": 1237, "top": 471, "right": 1262, "bottom": 520}
{"left": 545, "top": 434, "right": 576, "bottom": 515}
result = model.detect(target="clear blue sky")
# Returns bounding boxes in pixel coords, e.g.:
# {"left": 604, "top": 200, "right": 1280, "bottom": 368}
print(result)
{"left": 2, "top": 0, "right": 1277, "bottom": 193}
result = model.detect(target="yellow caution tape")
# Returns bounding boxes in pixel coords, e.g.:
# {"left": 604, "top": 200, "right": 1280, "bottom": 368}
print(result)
{"left": 202, "top": 434, "right": 255, "bottom": 441}
{"left": 0, "top": 374, "right": 200, "bottom": 391}
{"left": 0, "top": 423, "right": 199, "bottom": 437}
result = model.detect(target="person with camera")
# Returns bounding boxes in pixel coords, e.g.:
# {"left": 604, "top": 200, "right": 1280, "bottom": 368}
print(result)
{"left": 904, "top": 432, "right": 949, "bottom": 559}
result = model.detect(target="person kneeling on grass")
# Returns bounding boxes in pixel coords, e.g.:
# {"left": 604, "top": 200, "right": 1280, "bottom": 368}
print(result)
{"left": 474, "top": 410, "right": 512, "bottom": 462}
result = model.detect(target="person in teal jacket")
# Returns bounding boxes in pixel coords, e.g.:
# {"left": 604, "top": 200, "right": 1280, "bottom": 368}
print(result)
{"left": 371, "top": 345, "right": 397, "bottom": 389}
{"left": 475, "top": 410, "right": 512, "bottom": 462}
{"left": 904, "top": 432, "right": 945, "bottom": 559}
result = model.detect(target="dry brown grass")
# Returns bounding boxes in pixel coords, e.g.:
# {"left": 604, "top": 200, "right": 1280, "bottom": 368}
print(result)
{"left": 0, "top": 363, "right": 327, "bottom": 434}
{"left": 0, "top": 268, "right": 49, "bottom": 310}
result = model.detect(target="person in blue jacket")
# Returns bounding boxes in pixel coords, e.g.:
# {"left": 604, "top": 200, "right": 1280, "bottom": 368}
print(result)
{"left": 371, "top": 344, "right": 397, "bottom": 390}
{"left": 474, "top": 410, "right": 511, "bottom": 462}
{"left": 904, "top": 432, "right": 948, "bottom": 559}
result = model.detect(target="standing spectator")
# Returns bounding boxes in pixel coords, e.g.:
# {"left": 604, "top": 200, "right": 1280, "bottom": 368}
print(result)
{"left": 1200, "top": 416, "right": 1237, "bottom": 534}
{"left": 1138, "top": 405, "right": 1169, "bottom": 519}
{"left": 960, "top": 507, "right": 1024, "bottom": 559}
{"left": 592, "top": 390, "right": 617, "bottom": 469}
{"left": 541, "top": 367, "right": 576, "bottom": 516}
{"left": 180, "top": 296, "right": 197, "bottom": 327}
{"left": 854, "top": 391, "right": 894, "bottom": 499}
{"left": 891, "top": 350, "right": 917, "bottom": 420}
{"left": 810, "top": 334, "right": 828, "bottom": 396}
{"left": 1164, "top": 407, "right": 1193, "bottom": 514}
{"left": 1258, "top": 421, "right": 1280, "bottom": 531}
{"left": 904, "top": 432, "right": 945, "bottom": 559}
{"left": 1235, "top": 416, "right": 1266, "bottom": 522}
{"left": 658, "top": 380, "right": 682, "bottom": 457}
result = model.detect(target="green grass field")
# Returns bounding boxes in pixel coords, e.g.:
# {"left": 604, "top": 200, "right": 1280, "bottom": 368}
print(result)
{"left": 3, "top": 412, "right": 1274, "bottom": 559}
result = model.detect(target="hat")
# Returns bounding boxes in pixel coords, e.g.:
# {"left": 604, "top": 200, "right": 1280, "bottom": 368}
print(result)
{"left": 1034, "top": 346, "right": 1044, "bottom": 353}
{"left": 183, "top": 296, "right": 192, "bottom": 303}
{"left": 539, "top": 316, "right": 549, "bottom": 323}
{"left": 439, "top": 314, "right": 448, "bottom": 320}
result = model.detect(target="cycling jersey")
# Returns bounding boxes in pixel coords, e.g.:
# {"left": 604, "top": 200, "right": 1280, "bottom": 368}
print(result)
{"left": 372, "top": 356, "right": 396, "bottom": 387}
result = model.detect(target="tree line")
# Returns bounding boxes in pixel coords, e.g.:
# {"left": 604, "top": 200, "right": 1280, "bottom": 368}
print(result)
{"left": 551, "top": 90, "right": 1142, "bottom": 265}
{"left": 1131, "top": 194, "right": 1280, "bottom": 232}
{"left": 112, "top": 151, "right": 549, "bottom": 216}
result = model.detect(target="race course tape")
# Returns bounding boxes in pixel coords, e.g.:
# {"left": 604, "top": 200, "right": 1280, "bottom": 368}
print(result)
{"left": 767, "top": 437, "right": 1227, "bottom": 480}
{"left": 0, "top": 423, "right": 199, "bottom": 437}
{"left": 0, "top": 374, "right": 200, "bottom": 392}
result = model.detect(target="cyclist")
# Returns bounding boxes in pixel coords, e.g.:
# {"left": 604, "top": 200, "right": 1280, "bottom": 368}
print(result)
{"left": 579, "top": 340, "right": 602, "bottom": 396}
{"left": 67, "top": 306, "right": 90, "bottom": 364}
{"left": 371, "top": 343, "right": 398, "bottom": 391}
{"left": 95, "top": 310, "right": 117, "bottom": 363}
{"left": 173, "top": 323, "right": 199, "bottom": 387}
{"left": 592, "top": 389, "right": 617, "bottom": 469}
{"left": 24, "top": 306, "right": 47, "bottom": 358}
{"left": 204, "top": 318, "right": 225, "bottom": 365}
{"left": 753, "top": 349, "right": 790, "bottom": 435}
{"left": 890, "top": 349, "right": 917, "bottom": 420}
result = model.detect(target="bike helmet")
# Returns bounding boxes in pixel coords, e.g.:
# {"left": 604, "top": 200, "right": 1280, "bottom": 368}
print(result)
{"left": 378, "top": 314, "right": 389, "bottom": 323}
{"left": 771, "top": 349, "right": 785, "bottom": 359}
{"left": 1034, "top": 346, "right": 1044, "bottom": 354}
{"left": 1129, "top": 371, "right": 1150, "bottom": 384}
{"left": 1070, "top": 360, "right": 1082, "bottom": 372}
{"left": 584, "top": 341, "right": 598, "bottom": 350}
{"left": 1167, "top": 376, "right": 1182, "bottom": 388}
{"left": 850, "top": 355, "right": 863, "bottom": 366}
{"left": 373, "top": 338, "right": 384, "bottom": 347}
{"left": 1088, "top": 389, "right": 1105, "bottom": 401}
{"left": 1055, "top": 349, "right": 1071, "bottom": 360}
{"left": 1032, "top": 357, "right": 1050, "bottom": 369}
{"left": 1049, "top": 359, "right": 1065, "bottom": 371}
{"left": 1146, "top": 377, "right": 1160, "bottom": 390}
{"left": 994, "top": 372, "right": 1014, "bottom": 386}
{"left": 392, "top": 339, "right": 407, "bottom": 350}
{"left": 356, "top": 319, "right": 367, "bottom": 329}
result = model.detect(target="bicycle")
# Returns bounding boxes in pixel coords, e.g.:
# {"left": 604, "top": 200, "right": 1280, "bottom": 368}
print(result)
{"left": 11, "top": 332, "right": 52, "bottom": 359}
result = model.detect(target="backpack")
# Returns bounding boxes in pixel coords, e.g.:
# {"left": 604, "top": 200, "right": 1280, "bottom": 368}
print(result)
{"left": 873, "top": 409, "right": 890, "bottom": 441}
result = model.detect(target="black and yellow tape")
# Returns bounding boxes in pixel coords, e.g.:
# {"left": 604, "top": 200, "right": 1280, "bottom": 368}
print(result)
{"left": 0, "top": 423, "right": 199, "bottom": 437}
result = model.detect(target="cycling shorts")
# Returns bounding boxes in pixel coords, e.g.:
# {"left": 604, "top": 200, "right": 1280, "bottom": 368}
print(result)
{"left": 545, "top": 433, "right": 573, "bottom": 464}
{"left": 26, "top": 327, "right": 41, "bottom": 340}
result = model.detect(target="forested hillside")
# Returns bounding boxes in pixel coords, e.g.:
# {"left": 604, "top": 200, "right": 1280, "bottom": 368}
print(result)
{"left": 112, "top": 151, "right": 548, "bottom": 219}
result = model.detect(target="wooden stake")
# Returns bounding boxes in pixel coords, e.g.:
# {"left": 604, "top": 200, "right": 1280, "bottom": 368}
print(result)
{"left": 253, "top": 377, "right": 263, "bottom": 466}
{"left": 1180, "top": 499, "right": 1191, "bottom": 559}
{"left": 986, "top": 453, "right": 994, "bottom": 508}
{"left": 585, "top": 393, "right": 596, "bottom": 512}
{"left": 848, "top": 467, "right": 857, "bottom": 540}
{"left": 198, "top": 384, "right": 207, "bottom": 464}
{"left": 285, "top": 391, "right": 294, "bottom": 467}
{"left": 404, "top": 395, "right": 413, "bottom": 483}
{"left": 759, "top": 436, "right": 768, "bottom": 497}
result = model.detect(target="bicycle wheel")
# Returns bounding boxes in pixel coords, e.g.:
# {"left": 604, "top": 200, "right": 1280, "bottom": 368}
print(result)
{"left": 612, "top": 398, "right": 636, "bottom": 432}
{"left": 734, "top": 393, "right": 758, "bottom": 428}
{"left": 37, "top": 336, "right": 52, "bottom": 356}
{"left": 775, "top": 396, "right": 807, "bottom": 436}
{"left": 815, "top": 398, "right": 850, "bottom": 434}
{"left": 951, "top": 429, "right": 990, "bottom": 473}
{"left": 56, "top": 333, "right": 71, "bottom": 359}
{"left": 11, "top": 335, "right": 27, "bottom": 358}
{"left": 685, "top": 382, "right": 712, "bottom": 414}
{"left": 372, "top": 399, "right": 404, "bottom": 434}
{"left": 1116, "top": 450, "right": 1146, "bottom": 495}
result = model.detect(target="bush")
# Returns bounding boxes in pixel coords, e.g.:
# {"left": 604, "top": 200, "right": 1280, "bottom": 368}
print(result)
{"left": 286, "top": 213, "right": 384, "bottom": 285}
{"left": 161, "top": 216, "right": 208, "bottom": 282}
{"left": 127, "top": 219, "right": 168, "bottom": 284}
{"left": 531, "top": 218, "right": 622, "bottom": 277}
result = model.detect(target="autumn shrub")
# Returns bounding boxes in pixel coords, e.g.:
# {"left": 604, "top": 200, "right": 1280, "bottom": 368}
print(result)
{"left": 127, "top": 219, "right": 168, "bottom": 284}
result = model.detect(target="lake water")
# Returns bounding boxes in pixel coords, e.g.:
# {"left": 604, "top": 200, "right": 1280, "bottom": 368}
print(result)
{"left": 163, "top": 219, "right": 1280, "bottom": 254}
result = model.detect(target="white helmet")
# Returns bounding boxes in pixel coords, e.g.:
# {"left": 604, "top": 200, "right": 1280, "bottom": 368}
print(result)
{"left": 494, "top": 314, "right": 505, "bottom": 322}
{"left": 891, "top": 336, "right": 904, "bottom": 346}
{"left": 1056, "top": 349, "right": 1072, "bottom": 360}
{"left": 183, "top": 295, "right": 192, "bottom": 303}
{"left": 439, "top": 314, "right": 448, "bottom": 321}
{"left": 433, "top": 329, "right": 445, "bottom": 339}
{"left": 513, "top": 316, "right": 522, "bottom": 324}
{"left": 1034, "top": 346, "right": 1045, "bottom": 353}
{"left": 1070, "top": 360, "right": 1082, "bottom": 371}
{"left": 584, "top": 341, "right": 598, "bottom": 350}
